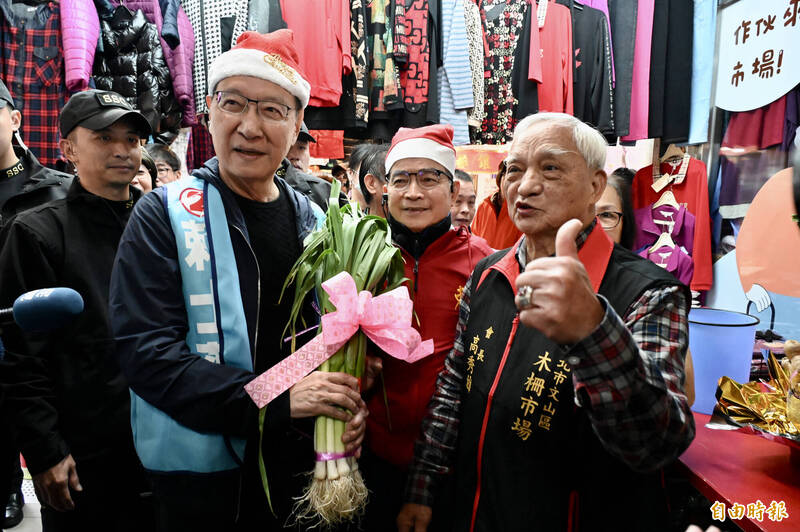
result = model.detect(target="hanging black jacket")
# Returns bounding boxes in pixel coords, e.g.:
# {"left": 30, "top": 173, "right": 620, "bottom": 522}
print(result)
{"left": 0, "top": 179, "right": 142, "bottom": 475}
{"left": 558, "top": 0, "right": 615, "bottom": 135}
{"left": 93, "top": 6, "right": 182, "bottom": 135}
{"left": 0, "top": 145, "right": 73, "bottom": 229}
{"left": 277, "top": 159, "right": 348, "bottom": 210}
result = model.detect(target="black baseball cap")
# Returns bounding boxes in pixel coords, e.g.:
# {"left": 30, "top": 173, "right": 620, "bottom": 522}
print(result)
{"left": 298, "top": 122, "right": 316, "bottom": 143}
{"left": 0, "top": 78, "right": 14, "bottom": 109}
{"left": 59, "top": 90, "right": 151, "bottom": 138}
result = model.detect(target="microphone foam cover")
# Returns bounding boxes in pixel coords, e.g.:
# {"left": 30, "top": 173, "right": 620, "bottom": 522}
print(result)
{"left": 13, "top": 288, "right": 84, "bottom": 332}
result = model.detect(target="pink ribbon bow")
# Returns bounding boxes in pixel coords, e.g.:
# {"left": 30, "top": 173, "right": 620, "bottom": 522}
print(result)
{"left": 245, "top": 271, "right": 434, "bottom": 408}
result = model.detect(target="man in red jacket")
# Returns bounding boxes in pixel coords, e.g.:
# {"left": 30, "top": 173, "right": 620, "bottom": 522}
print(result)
{"left": 361, "top": 124, "right": 492, "bottom": 531}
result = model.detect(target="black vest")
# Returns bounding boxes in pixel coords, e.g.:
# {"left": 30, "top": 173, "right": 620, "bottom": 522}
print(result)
{"left": 445, "top": 241, "right": 688, "bottom": 532}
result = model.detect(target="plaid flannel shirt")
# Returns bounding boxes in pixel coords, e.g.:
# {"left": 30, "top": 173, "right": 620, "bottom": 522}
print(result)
{"left": 0, "top": 1, "right": 67, "bottom": 169}
{"left": 186, "top": 123, "right": 216, "bottom": 172}
{"left": 405, "top": 224, "right": 695, "bottom": 507}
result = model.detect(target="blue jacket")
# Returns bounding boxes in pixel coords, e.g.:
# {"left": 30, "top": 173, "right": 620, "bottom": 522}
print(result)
{"left": 109, "top": 158, "right": 318, "bottom": 449}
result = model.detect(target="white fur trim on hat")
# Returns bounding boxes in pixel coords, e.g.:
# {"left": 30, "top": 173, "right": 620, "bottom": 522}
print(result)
{"left": 207, "top": 48, "right": 311, "bottom": 108}
{"left": 385, "top": 138, "right": 457, "bottom": 176}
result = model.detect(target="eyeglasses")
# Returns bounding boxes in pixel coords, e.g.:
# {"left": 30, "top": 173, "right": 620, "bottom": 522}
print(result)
{"left": 597, "top": 211, "right": 623, "bottom": 229}
{"left": 388, "top": 169, "right": 451, "bottom": 191}
{"left": 214, "top": 91, "right": 294, "bottom": 121}
{"left": 156, "top": 164, "right": 176, "bottom": 176}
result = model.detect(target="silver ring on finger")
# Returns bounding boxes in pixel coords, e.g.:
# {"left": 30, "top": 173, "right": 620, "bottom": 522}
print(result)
{"left": 516, "top": 284, "right": 534, "bottom": 309}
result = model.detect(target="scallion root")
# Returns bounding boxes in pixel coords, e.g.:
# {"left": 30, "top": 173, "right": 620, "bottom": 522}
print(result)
{"left": 291, "top": 466, "right": 369, "bottom": 529}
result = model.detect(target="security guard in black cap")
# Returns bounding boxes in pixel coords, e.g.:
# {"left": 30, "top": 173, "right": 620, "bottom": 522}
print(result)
{"left": 0, "top": 75, "right": 74, "bottom": 529}
{"left": 0, "top": 89, "right": 155, "bottom": 532}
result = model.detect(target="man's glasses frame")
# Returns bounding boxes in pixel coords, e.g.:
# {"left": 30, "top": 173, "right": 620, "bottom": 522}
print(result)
{"left": 387, "top": 169, "right": 452, "bottom": 191}
{"left": 213, "top": 91, "right": 294, "bottom": 122}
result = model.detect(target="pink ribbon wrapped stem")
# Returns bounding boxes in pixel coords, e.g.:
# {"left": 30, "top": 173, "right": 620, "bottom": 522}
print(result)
{"left": 245, "top": 272, "right": 434, "bottom": 408}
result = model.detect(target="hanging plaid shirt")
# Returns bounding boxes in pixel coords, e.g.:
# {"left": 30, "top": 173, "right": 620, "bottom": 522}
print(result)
{"left": 0, "top": 1, "right": 67, "bottom": 169}
{"left": 405, "top": 224, "right": 695, "bottom": 507}
{"left": 186, "top": 123, "right": 215, "bottom": 173}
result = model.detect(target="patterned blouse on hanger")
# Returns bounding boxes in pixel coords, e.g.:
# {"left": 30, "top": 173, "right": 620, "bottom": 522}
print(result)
{"left": 477, "top": 0, "right": 525, "bottom": 144}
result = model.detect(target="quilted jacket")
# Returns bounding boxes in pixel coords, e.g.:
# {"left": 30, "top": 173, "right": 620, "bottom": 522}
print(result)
{"left": 92, "top": 6, "right": 182, "bottom": 134}
{"left": 61, "top": 0, "right": 99, "bottom": 92}
{"left": 100, "top": 0, "right": 196, "bottom": 125}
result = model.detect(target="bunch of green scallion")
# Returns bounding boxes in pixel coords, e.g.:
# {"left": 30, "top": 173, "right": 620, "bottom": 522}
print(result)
{"left": 270, "top": 181, "right": 405, "bottom": 527}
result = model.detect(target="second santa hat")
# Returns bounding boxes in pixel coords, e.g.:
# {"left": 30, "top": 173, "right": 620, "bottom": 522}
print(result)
{"left": 385, "top": 124, "right": 457, "bottom": 176}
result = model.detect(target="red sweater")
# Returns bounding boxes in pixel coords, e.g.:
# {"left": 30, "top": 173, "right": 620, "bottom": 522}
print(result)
{"left": 366, "top": 228, "right": 493, "bottom": 468}
{"left": 532, "top": 1, "right": 574, "bottom": 114}
{"left": 471, "top": 196, "right": 522, "bottom": 250}
{"left": 280, "top": 0, "right": 351, "bottom": 107}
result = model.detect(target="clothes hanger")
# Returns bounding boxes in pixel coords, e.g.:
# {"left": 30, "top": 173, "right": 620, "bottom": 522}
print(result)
{"left": 649, "top": 231, "right": 676, "bottom": 253}
{"left": 660, "top": 143, "right": 684, "bottom": 164}
{"left": 653, "top": 190, "right": 680, "bottom": 209}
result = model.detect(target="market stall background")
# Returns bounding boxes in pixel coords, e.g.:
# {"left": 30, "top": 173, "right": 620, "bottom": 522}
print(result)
{"left": 0, "top": 0, "right": 799, "bottom": 531}
{"left": 0, "top": 0, "right": 796, "bottom": 387}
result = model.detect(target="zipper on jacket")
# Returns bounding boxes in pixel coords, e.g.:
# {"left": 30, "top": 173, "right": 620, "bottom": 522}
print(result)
{"left": 233, "top": 225, "right": 261, "bottom": 369}
{"left": 412, "top": 237, "right": 421, "bottom": 293}
{"left": 413, "top": 258, "right": 419, "bottom": 293}
{"left": 469, "top": 315, "right": 520, "bottom": 532}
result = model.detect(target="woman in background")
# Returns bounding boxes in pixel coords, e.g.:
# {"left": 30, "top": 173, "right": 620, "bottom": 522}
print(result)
{"left": 131, "top": 147, "right": 157, "bottom": 193}
{"left": 471, "top": 160, "right": 522, "bottom": 249}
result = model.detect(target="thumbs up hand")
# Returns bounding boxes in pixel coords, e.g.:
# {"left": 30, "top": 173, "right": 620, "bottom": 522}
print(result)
{"left": 554, "top": 218, "right": 582, "bottom": 259}
{"left": 514, "top": 219, "right": 605, "bottom": 345}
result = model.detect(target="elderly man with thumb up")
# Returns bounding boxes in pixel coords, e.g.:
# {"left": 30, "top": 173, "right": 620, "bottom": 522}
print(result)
{"left": 397, "top": 113, "right": 695, "bottom": 532}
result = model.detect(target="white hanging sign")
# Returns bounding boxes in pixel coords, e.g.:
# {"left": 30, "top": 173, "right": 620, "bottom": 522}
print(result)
{"left": 715, "top": 0, "right": 800, "bottom": 112}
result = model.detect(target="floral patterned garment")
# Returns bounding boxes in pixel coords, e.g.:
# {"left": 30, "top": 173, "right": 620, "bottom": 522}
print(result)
{"left": 368, "top": 0, "right": 403, "bottom": 115}
{"left": 477, "top": 0, "right": 525, "bottom": 144}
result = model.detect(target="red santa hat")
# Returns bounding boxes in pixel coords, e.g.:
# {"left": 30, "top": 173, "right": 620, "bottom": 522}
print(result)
{"left": 385, "top": 124, "right": 457, "bottom": 176}
{"left": 207, "top": 30, "right": 311, "bottom": 108}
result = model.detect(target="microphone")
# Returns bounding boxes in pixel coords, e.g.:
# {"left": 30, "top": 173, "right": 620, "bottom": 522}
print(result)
{"left": 0, "top": 288, "right": 84, "bottom": 332}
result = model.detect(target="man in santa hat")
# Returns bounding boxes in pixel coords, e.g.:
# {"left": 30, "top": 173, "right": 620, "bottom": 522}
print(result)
{"left": 109, "top": 30, "right": 366, "bottom": 529}
{"left": 360, "top": 124, "right": 493, "bottom": 530}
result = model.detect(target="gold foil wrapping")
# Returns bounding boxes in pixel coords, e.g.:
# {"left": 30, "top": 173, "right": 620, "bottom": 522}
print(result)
{"left": 714, "top": 352, "right": 800, "bottom": 437}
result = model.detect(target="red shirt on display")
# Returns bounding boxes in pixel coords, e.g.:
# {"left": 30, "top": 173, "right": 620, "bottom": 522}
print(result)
{"left": 280, "top": 0, "right": 352, "bottom": 107}
{"left": 721, "top": 94, "right": 787, "bottom": 151}
{"left": 308, "top": 130, "right": 344, "bottom": 159}
{"left": 631, "top": 157, "right": 712, "bottom": 291}
{"left": 531, "top": 1, "right": 573, "bottom": 114}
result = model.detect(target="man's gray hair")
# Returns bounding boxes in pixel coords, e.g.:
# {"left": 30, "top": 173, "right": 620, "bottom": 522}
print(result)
{"left": 512, "top": 113, "right": 608, "bottom": 171}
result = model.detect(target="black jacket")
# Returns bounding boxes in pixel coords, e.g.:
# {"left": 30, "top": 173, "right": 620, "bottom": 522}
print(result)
{"left": 110, "top": 160, "right": 320, "bottom": 521}
{"left": 93, "top": 5, "right": 182, "bottom": 134}
{"left": 278, "top": 159, "right": 347, "bottom": 210}
{"left": 0, "top": 146, "right": 73, "bottom": 229}
{"left": 0, "top": 179, "right": 142, "bottom": 474}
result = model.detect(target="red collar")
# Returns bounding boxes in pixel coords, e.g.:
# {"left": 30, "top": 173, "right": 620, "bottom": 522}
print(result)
{"left": 485, "top": 224, "right": 614, "bottom": 293}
